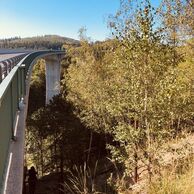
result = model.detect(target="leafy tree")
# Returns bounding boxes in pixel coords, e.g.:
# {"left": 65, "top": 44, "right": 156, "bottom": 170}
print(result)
{"left": 78, "top": 26, "right": 91, "bottom": 43}
{"left": 160, "top": 0, "right": 194, "bottom": 42}
{"left": 0, "top": 35, "right": 79, "bottom": 49}
{"left": 66, "top": 0, "right": 194, "bottom": 186}
{"left": 27, "top": 94, "right": 107, "bottom": 188}
{"left": 27, "top": 59, "right": 46, "bottom": 116}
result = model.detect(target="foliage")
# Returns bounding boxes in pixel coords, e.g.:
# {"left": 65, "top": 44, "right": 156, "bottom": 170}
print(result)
{"left": 27, "top": 95, "right": 88, "bottom": 174}
{"left": 65, "top": 40, "right": 117, "bottom": 131}
{"left": 25, "top": 0, "right": 194, "bottom": 193}
{"left": 27, "top": 94, "right": 107, "bottom": 177}
{"left": 78, "top": 26, "right": 91, "bottom": 43}
{"left": 27, "top": 59, "right": 46, "bottom": 116}
{"left": 66, "top": 0, "right": 194, "bottom": 188}
{"left": 160, "top": 0, "right": 194, "bottom": 41}
{"left": 148, "top": 156, "right": 194, "bottom": 194}
{"left": 63, "top": 163, "right": 99, "bottom": 194}
{"left": 0, "top": 35, "right": 79, "bottom": 49}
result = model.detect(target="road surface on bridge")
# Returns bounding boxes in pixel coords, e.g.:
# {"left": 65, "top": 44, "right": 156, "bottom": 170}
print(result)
{"left": 0, "top": 49, "right": 30, "bottom": 54}
{"left": 0, "top": 49, "right": 31, "bottom": 61}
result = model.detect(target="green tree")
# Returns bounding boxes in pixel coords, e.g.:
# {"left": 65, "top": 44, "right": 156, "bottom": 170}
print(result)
{"left": 28, "top": 59, "right": 46, "bottom": 116}
{"left": 66, "top": 0, "right": 193, "bottom": 187}
{"left": 27, "top": 94, "right": 107, "bottom": 190}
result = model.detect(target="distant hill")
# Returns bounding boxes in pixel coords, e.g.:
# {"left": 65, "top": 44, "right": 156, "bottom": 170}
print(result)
{"left": 0, "top": 35, "right": 80, "bottom": 50}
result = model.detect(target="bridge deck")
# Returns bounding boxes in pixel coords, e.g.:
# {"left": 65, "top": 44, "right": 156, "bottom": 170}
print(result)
{"left": 3, "top": 106, "right": 26, "bottom": 194}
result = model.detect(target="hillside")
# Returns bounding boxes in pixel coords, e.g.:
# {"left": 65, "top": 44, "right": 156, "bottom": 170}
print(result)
{"left": 0, "top": 35, "right": 80, "bottom": 50}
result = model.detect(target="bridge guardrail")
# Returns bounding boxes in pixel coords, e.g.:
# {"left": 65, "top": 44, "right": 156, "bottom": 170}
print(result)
{"left": 0, "top": 54, "right": 27, "bottom": 84}
{"left": 0, "top": 54, "right": 27, "bottom": 192}
{"left": 0, "top": 50, "right": 65, "bottom": 193}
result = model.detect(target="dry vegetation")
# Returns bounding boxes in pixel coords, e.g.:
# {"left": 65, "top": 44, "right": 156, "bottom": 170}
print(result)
{"left": 25, "top": 0, "right": 194, "bottom": 193}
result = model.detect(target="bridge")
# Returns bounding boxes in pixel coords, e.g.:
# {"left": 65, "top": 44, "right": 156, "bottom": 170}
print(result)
{"left": 0, "top": 50, "right": 65, "bottom": 194}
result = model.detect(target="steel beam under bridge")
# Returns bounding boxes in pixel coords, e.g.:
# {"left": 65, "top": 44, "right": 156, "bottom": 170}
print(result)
{"left": 0, "top": 50, "right": 65, "bottom": 194}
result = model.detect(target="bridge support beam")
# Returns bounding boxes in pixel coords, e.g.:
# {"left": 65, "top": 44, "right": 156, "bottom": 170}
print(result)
{"left": 45, "top": 55, "right": 61, "bottom": 104}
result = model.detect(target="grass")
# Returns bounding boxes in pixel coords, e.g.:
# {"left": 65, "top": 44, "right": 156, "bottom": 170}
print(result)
{"left": 148, "top": 160, "right": 194, "bottom": 194}
{"left": 63, "top": 162, "right": 101, "bottom": 194}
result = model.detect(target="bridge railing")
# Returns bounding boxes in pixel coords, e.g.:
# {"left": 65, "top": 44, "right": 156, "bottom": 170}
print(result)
{"left": 0, "top": 54, "right": 27, "bottom": 83}
{"left": 0, "top": 50, "right": 65, "bottom": 192}
{"left": 0, "top": 54, "right": 27, "bottom": 191}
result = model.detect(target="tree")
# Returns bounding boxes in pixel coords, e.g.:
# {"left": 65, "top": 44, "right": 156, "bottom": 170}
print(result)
{"left": 27, "top": 59, "right": 46, "bottom": 116}
{"left": 66, "top": 0, "right": 193, "bottom": 187}
{"left": 27, "top": 94, "right": 108, "bottom": 193}
{"left": 160, "top": 0, "right": 194, "bottom": 42}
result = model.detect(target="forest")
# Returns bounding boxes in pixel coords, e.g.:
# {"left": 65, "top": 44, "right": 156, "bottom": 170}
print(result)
{"left": 0, "top": 35, "right": 79, "bottom": 50}
{"left": 24, "top": 0, "right": 194, "bottom": 193}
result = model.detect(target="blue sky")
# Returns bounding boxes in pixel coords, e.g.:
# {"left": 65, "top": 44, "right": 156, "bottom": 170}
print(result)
{"left": 0, "top": 0, "right": 160, "bottom": 41}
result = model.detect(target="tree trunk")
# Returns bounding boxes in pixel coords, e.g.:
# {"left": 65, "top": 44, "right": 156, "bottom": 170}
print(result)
{"left": 134, "top": 122, "right": 138, "bottom": 183}
{"left": 87, "top": 131, "right": 93, "bottom": 164}
{"left": 59, "top": 147, "right": 64, "bottom": 194}
{"left": 134, "top": 150, "right": 138, "bottom": 183}
{"left": 40, "top": 137, "right": 44, "bottom": 177}
{"left": 147, "top": 154, "right": 152, "bottom": 183}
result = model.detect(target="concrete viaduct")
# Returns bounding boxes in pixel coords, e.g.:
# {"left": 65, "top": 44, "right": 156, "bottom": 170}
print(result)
{"left": 0, "top": 50, "right": 65, "bottom": 194}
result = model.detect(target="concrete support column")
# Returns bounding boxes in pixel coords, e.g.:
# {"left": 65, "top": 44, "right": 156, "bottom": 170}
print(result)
{"left": 45, "top": 55, "right": 61, "bottom": 104}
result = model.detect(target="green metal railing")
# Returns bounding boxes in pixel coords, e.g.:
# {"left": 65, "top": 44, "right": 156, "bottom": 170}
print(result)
{"left": 0, "top": 50, "right": 65, "bottom": 192}
{"left": 0, "top": 62, "right": 26, "bottom": 190}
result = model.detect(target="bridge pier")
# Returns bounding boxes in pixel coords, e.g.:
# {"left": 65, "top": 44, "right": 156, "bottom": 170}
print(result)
{"left": 45, "top": 55, "right": 61, "bottom": 104}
